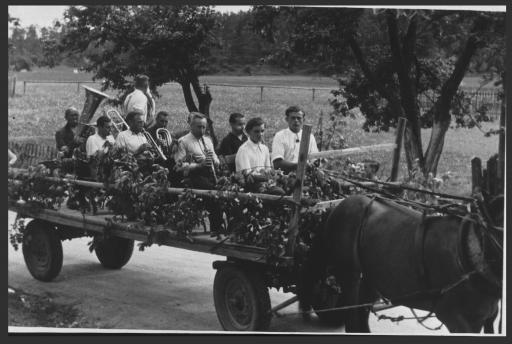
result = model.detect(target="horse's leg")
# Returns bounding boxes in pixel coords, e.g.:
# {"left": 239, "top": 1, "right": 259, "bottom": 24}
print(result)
{"left": 483, "top": 307, "right": 499, "bottom": 334}
{"left": 438, "top": 312, "right": 483, "bottom": 333}
{"left": 354, "top": 279, "right": 372, "bottom": 333}
{"left": 343, "top": 274, "right": 367, "bottom": 333}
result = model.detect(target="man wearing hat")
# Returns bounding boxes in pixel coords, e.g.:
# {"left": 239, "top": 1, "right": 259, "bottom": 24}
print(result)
{"left": 123, "top": 74, "right": 156, "bottom": 125}
{"left": 55, "top": 107, "right": 85, "bottom": 158}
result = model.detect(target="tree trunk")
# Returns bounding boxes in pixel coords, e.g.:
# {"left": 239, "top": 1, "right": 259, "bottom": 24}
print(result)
{"left": 190, "top": 76, "right": 217, "bottom": 147}
{"left": 423, "top": 118, "right": 450, "bottom": 176}
{"left": 386, "top": 11, "right": 424, "bottom": 173}
{"left": 180, "top": 81, "right": 199, "bottom": 113}
{"left": 423, "top": 34, "right": 479, "bottom": 176}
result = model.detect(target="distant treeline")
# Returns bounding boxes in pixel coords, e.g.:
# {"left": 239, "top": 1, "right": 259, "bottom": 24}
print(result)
{"left": 8, "top": 10, "right": 307, "bottom": 75}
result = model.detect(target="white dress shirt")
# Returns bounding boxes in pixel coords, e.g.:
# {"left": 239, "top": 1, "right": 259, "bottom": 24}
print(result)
{"left": 174, "top": 132, "right": 219, "bottom": 171}
{"left": 114, "top": 129, "right": 148, "bottom": 154}
{"left": 271, "top": 128, "right": 319, "bottom": 163}
{"left": 235, "top": 139, "right": 271, "bottom": 174}
{"left": 123, "top": 88, "right": 155, "bottom": 123}
{"left": 85, "top": 132, "right": 115, "bottom": 157}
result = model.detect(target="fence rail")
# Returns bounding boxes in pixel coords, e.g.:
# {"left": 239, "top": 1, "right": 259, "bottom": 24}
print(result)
{"left": 11, "top": 79, "right": 502, "bottom": 117}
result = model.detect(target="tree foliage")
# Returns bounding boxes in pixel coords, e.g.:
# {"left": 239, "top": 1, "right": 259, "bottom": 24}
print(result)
{"left": 57, "top": 5, "right": 220, "bottom": 143}
{"left": 252, "top": 7, "right": 505, "bottom": 176}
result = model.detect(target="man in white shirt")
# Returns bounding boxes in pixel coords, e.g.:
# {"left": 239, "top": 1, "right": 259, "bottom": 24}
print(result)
{"left": 235, "top": 117, "right": 285, "bottom": 195}
{"left": 85, "top": 115, "right": 115, "bottom": 158}
{"left": 123, "top": 74, "right": 155, "bottom": 125}
{"left": 114, "top": 111, "right": 151, "bottom": 155}
{"left": 271, "top": 105, "right": 319, "bottom": 173}
{"left": 235, "top": 117, "right": 271, "bottom": 174}
{"left": 174, "top": 112, "right": 219, "bottom": 179}
{"left": 174, "top": 112, "right": 223, "bottom": 233}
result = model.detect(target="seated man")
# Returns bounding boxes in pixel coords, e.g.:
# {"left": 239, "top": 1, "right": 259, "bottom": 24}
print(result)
{"left": 114, "top": 111, "right": 151, "bottom": 155}
{"left": 174, "top": 112, "right": 223, "bottom": 233}
{"left": 146, "top": 111, "right": 170, "bottom": 143}
{"left": 86, "top": 115, "right": 115, "bottom": 158}
{"left": 236, "top": 117, "right": 284, "bottom": 195}
{"left": 217, "top": 112, "right": 247, "bottom": 172}
{"left": 271, "top": 106, "right": 319, "bottom": 174}
{"left": 55, "top": 107, "right": 85, "bottom": 158}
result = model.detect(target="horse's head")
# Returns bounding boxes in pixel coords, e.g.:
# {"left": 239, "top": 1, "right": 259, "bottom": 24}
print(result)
{"left": 463, "top": 215, "right": 503, "bottom": 295}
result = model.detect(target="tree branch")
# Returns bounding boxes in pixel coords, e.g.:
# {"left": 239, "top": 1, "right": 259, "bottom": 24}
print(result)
{"left": 434, "top": 34, "right": 479, "bottom": 121}
{"left": 347, "top": 36, "right": 402, "bottom": 114}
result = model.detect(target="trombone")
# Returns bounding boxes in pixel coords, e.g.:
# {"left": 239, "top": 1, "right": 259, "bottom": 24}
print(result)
{"left": 104, "top": 108, "right": 167, "bottom": 161}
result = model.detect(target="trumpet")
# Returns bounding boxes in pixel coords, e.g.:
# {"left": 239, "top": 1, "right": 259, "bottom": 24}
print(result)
{"left": 156, "top": 128, "right": 173, "bottom": 155}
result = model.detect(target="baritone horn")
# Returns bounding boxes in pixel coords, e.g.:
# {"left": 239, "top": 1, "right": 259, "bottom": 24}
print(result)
{"left": 143, "top": 129, "right": 167, "bottom": 161}
{"left": 156, "top": 128, "right": 173, "bottom": 155}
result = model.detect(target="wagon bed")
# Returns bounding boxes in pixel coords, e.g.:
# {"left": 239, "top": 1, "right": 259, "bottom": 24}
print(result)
{"left": 9, "top": 202, "right": 292, "bottom": 265}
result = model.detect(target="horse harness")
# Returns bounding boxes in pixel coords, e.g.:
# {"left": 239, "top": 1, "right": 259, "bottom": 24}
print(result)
{"left": 354, "top": 196, "right": 496, "bottom": 308}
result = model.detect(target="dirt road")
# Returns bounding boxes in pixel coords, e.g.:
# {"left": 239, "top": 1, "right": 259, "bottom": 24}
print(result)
{"left": 8, "top": 211, "right": 451, "bottom": 333}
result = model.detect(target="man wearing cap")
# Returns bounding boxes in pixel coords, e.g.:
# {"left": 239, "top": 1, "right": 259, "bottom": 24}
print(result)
{"left": 271, "top": 105, "right": 319, "bottom": 174}
{"left": 123, "top": 74, "right": 155, "bottom": 125}
{"left": 85, "top": 115, "right": 115, "bottom": 158}
{"left": 55, "top": 107, "right": 85, "bottom": 158}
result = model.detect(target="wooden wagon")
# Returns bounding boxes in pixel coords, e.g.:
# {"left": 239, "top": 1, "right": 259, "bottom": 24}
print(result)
{"left": 8, "top": 125, "right": 402, "bottom": 331}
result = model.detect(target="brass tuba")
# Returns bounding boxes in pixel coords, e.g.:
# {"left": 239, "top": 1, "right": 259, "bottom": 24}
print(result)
{"left": 77, "top": 86, "right": 111, "bottom": 137}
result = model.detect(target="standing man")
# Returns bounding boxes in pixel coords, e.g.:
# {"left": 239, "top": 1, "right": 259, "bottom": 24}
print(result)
{"left": 114, "top": 111, "right": 151, "bottom": 155}
{"left": 123, "top": 74, "right": 155, "bottom": 125}
{"left": 271, "top": 106, "right": 319, "bottom": 173}
{"left": 174, "top": 112, "right": 223, "bottom": 233}
{"left": 55, "top": 107, "right": 85, "bottom": 158}
{"left": 85, "top": 115, "right": 115, "bottom": 158}
{"left": 217, "top": 112, "right": 247, "bottom": 172}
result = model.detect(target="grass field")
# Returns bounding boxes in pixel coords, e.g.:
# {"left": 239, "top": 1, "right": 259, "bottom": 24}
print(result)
{"left": 8, "top": 67, "right": 501, "bottom": 196}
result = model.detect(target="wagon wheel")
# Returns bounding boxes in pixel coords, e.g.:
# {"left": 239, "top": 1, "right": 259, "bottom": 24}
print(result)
{"left": 93, "top": 235, "right": 134, "bottom": 269}
{"left": 22, "top": 220, "right": 63, "bottom": 282}
{"left": 311, "top": 280, "right": 346, "bottom": 326}
{"left": 213, "top": 265, "right": 271, "bottom": 331}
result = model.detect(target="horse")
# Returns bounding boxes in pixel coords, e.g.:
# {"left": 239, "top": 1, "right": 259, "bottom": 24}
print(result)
{"left": 297, "top": 194, "right": 503, "bottom": 333}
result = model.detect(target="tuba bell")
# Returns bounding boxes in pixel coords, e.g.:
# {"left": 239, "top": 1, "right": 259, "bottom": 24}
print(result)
{"left": 77, "top": 86, "right": 112, "bottom": 137}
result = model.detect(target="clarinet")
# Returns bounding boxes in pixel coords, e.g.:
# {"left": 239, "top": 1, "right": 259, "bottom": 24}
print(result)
{"left": 201, "top": 137, "right": 217, "bottom": 184}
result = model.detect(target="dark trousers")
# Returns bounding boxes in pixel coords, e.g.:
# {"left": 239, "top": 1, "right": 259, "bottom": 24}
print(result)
{"left": 188, "top": 169, "right": 225, "bottom": 234}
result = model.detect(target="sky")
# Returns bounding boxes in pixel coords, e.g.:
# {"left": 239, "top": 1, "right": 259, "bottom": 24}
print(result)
{"left": 8, "top": 5, "right": 505, "bottom": 29}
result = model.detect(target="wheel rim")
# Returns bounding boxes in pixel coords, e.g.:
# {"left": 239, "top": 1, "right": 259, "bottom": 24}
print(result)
{"left": 25, "top": 232, "right": 51, "bottom": 273}
{"left": 224, "top": 277, "right": 254, "bottom": 329}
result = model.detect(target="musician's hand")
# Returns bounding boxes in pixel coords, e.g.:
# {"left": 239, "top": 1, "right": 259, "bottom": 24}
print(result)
{"left": 61, "top": 145, "right": 70, "bottom": 153}
{"left": 74, "top": 136, "right": 85, "bottom": 144}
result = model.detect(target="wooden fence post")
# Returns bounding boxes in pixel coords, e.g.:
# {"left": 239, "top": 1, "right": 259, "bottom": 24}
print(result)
{"left": 498, "top": 80, "right": 505, "bottom": 184}
{"left": 390, "top": 117, "right": 407, "bottom": 181}
{"left": 486, "top": 155, "right": 498, "bottom": 196}
{"left": 11, "top": 76, "right": 16, "bottom": 97}
{"left": 260, "top": 86, "right": 264, "bottom": 101}
{"left": 471, "top": 157, "right": 482, "bottom": 195}
{"left": 286, "top": 124, "right": 312, "bottom": 257}
{"left": 312, "top": 88, "right": 316, "bottom": 101}
{"left": 23, "top": 81, "right": 26, "bottom": 95}
{"left": 77, "top": 82, "right": 80, "bottom": 93}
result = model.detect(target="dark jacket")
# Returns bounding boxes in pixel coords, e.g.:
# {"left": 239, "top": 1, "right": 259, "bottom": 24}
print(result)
{"left": 55, "top": 124, "right": 79, "bottom": 158}
{"left": 217, "top": 132, "right": 248, "bottom": 156}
